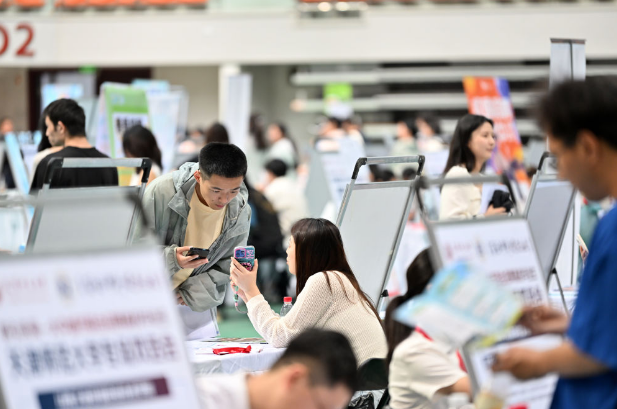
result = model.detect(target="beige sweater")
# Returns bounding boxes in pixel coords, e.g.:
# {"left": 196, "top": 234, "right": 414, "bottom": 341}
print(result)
{"left": 246, "top": 271, "right": 388, "bottom": 365}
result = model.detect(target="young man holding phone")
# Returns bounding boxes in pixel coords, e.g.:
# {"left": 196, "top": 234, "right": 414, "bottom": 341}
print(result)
{"left": 493, "top": 77, "right": 617, "bottom": 409}
{"left": 141, "top": 143, "right": 251, "bottom": 339}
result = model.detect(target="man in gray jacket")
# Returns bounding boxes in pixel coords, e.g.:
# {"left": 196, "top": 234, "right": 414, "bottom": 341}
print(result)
{"left": 141, "top": 143, "right": 251, "bottom": 339}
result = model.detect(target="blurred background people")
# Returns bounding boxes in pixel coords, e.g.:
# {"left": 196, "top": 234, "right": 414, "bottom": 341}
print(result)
{"left": 416, "top": 111, "right": 448, "bottom": 148}
{"left": 122, "top": 124, "right": 163, "bottom": 186}
{"left": 261, "top": 159, "right": 308, "bottom": 247}
{"left": 390, "top": 119, "right": 419, "bottom": 177}
{"left": 205, "top": 122, "right": 230, "bottom": 145}
{"left": 266, "top": 122, "right": 298, "bottom": 174}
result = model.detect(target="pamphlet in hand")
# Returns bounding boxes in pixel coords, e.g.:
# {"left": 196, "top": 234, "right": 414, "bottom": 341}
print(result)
{"left": 394, "top": 262, "right": 524, "bottom": 347}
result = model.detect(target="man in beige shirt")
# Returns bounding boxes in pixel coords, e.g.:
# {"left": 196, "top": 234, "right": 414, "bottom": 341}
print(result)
{"left": 142, "top": 143, "right": 251, "bottom": 339}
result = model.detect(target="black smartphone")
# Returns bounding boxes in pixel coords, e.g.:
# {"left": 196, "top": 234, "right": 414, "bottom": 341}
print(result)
{"left": 187, "top": 247, "right": 209, "bottom": 260}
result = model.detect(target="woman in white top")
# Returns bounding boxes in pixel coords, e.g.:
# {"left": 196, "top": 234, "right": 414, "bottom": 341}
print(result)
{"left": 230, "top": 218, "right": 388, "bottom": 366}
{"left": 122, "top": 125, "right": 162, "bottom": 186}
{"left": 266, "top": 123, "right": 298, "bottom": 173}
{"left": 385, "top": 249, "right": 470, "bottom": 409}
{"left": 439, "top": 114, "right": 507, "bottom": 220}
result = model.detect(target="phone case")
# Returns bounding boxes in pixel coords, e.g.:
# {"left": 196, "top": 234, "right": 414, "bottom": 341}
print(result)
{"left": 234, "top": 246, "right": 255, "bottom": 271}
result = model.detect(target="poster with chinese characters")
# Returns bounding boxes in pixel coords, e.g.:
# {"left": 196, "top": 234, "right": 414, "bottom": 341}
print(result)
{"left": 0, "top": 247, "right": 201, "bottom": 409}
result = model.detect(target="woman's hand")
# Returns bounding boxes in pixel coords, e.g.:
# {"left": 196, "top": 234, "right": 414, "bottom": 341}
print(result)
{"left": 230, "top": 280, "right": 248, "bottom": 304}
{"left": 229, "top": 258, "right": 261, "bottom": 301}
{"left": 485, "top": 205, "right": 507, "bottom": 217}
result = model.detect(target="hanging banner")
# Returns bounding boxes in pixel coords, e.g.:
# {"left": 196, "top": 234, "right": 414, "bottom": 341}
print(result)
{"left": 463, "top": 77, "right": 529, "bottom": 188}
{"left": 97, "top": 83, "right": 150, "bottom": 160}
{"left": 0, "top": 247, "right": 202, "bottom": 409}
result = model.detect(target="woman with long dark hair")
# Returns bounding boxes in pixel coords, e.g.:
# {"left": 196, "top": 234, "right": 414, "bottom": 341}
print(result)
{"left": 230, "top": 218, "right": 387, "bottom": 365}
{"left": 439, "top": 114, "right": 506, "bottom": 220}
{"left": 122, "top": 125, "right": 163, "bottom": 186}
{"left": 385, "top": 249, "right": 470, "bottom": 408}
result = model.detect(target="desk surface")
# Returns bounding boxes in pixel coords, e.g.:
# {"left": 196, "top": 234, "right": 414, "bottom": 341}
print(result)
{"left": 187, "top": 341, "right": 285, "bottom": 375}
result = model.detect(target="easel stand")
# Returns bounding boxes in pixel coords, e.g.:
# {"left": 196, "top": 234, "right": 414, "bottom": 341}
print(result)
{"left": 548, "top": 268, "right": 570, "bottom": 316}
{"left": 336, "top": 155, "right": 425, "bottom": 310}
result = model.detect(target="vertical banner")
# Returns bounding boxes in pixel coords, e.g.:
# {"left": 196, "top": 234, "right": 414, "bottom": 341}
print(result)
{"left": 223, "top": 74, "right": 252, "bottom": 151}
{"left": 96, "top": 84, "right": 150, "bottom": 186}
{"left": 463, "top": 77, "right": 529, "bottom": 190}
{"left": 132, "top": 80, "right": 186, "bottom": 174}
{"left": 99, "top": 84, "right": 150, "bottom": 159}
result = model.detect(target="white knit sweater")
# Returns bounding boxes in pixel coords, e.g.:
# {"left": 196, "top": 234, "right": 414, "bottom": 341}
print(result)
{"left": 246, "top": 271, "right": 388, "bottom": 365}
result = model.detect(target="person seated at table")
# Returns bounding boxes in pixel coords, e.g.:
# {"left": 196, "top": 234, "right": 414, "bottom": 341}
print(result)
{"left": 230, "top": 218, "right": 387, "bottom": 366}
{"left": 196, "top": 329, "right": 357, "bottom": 409}
{"left": 384, "top": 249, "right": 470, "bottom": 409}
{"left": 439, "top": 114, "right": 506, "bottom": 220}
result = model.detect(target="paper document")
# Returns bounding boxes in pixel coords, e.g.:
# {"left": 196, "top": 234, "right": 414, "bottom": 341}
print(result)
{"left": 395, "top": 262, "right": 523, "bottom": 347}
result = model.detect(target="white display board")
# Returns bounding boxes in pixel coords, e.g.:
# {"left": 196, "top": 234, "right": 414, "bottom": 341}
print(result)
{"left": 305, "top": 138, "right": 369, "bottom": 218}
{"left": 27, "top": 187, "right": 141, "bottom": 253}
{"left": 421, "top": 149, "right": 449, "bottom": 177}
{"left": 429, "top": 217, "right": 549, "bottom": 308}
{"left": 339, "top": 182, "right": 414, "bottom": 306}
{"left": 4, "top": 133, "right": 31, "bottom": 195}
{"left": 0, "top": 247, "right": 201, "bottom": 409}
{"left": 524, "top": 177, "right": 576, "bottom": 278}
{"left": 316, "top": 138, "right": 369, "bottom": 208}
{"left": 464, "top": 335, "right": 562, "bottom": 409}
{"left": 0, "top": 205, "right": 30, "bottom": 253}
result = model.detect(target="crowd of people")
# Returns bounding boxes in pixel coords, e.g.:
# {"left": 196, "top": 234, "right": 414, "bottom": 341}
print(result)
{"left": 2, "top": 76, "right": 617, "bottom": 409}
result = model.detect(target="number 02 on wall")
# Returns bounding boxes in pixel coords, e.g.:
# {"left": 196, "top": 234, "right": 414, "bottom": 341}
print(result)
{"left": 0, "top": 23, "right": 35, "bottom": 58}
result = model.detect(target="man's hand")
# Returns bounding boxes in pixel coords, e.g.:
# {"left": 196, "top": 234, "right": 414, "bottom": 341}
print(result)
{"left": 176, "top": 291, "right": 187, "bottom": 306}
{"left": 176, "top": 246, "right": 209, "bottom": 269}
{"left": 493, "top": 347, "right": 547, "bottom": 380}
{"left": 519, "top": 305, "right": 569, "bottom": 335}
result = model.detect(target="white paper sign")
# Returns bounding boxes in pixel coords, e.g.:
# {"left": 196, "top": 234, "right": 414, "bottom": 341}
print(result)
{"left": 465, "top": 335, "right": 562, "bottom": 409}
{"left": 432, "top": 218, "right": 548, "bottom": 308}
{"left": 0, "top": 248, "right": 201, "bottom": 409}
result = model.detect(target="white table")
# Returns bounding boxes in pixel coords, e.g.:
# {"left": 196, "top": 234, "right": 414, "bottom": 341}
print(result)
{"left": 187, "top": 341, "right": 285, "bottom": 375}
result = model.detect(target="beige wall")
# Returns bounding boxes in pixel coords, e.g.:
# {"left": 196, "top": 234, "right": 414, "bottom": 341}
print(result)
{"left": 152, "top": 66, "right": 219, "bottom": 130}
{"left": 0, "top": 68, "right": 29, "bottom": 131}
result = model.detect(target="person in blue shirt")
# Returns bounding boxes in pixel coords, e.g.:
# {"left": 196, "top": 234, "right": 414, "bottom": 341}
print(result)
{"left": 492, "top": 76, "right": 617, "bottom": 409}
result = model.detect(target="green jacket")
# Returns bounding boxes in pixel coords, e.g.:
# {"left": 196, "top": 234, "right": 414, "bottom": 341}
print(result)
{"left": 141, "top": 162, "right": 251, "bottom": 312}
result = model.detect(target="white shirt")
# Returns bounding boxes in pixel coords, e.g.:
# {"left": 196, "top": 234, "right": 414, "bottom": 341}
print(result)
{"left": 439, "top": 166, "right": 482, "bottom": 220}
{"left": 246, "top": 271, "right": 388, "bottom": 366}
{"left": 195, "top": 373, "right": 250, "bottom": 409}
{"left": 267, "top": 138, "right": 296, "bottom": 171}
{"left": 129, "top": 163, "right": 161, "bottom": 186}
{"left": 263, "top": 176, "right": 308, "bottom": 245}
{"left": 388, "top": 332, "right": 467, "bottom": 409}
